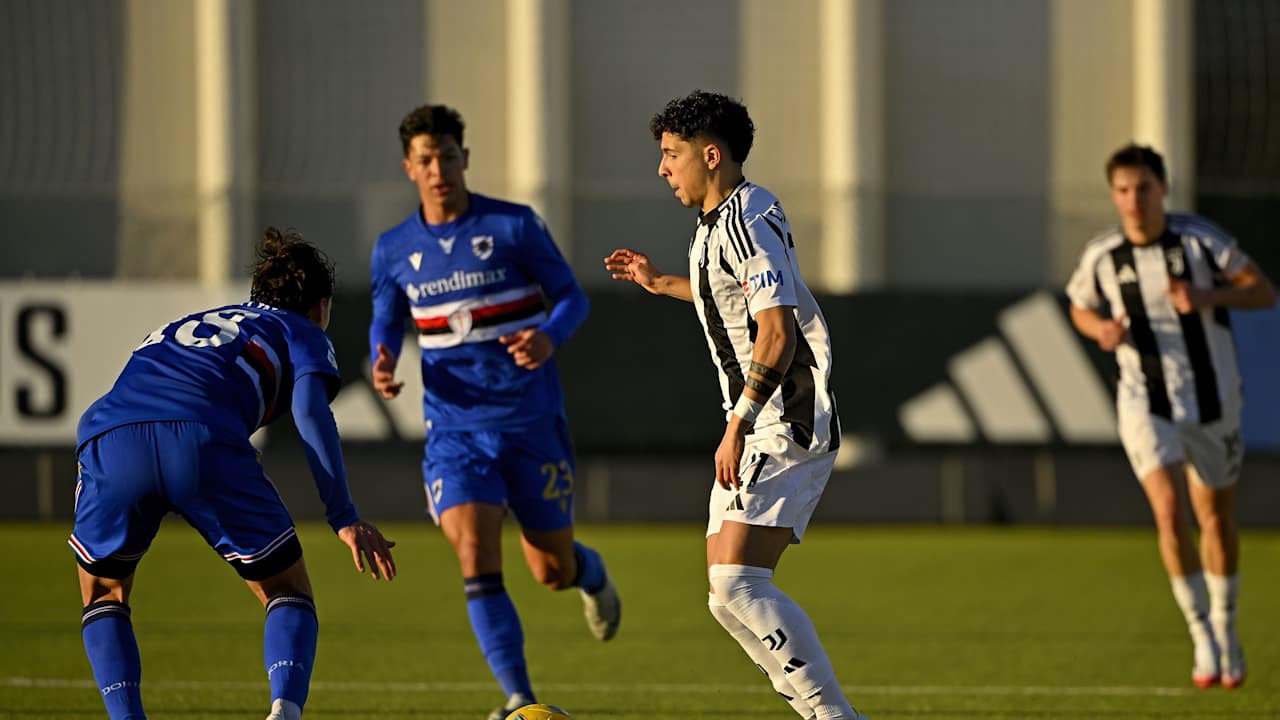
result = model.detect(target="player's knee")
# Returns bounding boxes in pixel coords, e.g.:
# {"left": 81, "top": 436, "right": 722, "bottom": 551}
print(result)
{"left": 1148, "top": 497, "right": 1182, "bottom": 531}
{"left": 708, "top": 564, "right": 774, "bottom": 607}
{"left": 1198, "top": 510, "right": 1227, "bottom": 538}
{"left": 80, "top": 573, "right": 129, "bottom": 606}
{"left": 450, "top": 538, "right": 500, "bottom": 574}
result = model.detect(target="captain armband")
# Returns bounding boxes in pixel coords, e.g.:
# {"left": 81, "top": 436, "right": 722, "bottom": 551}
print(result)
{"left": 732, "top": 393, "right": 765, "bottom": 423}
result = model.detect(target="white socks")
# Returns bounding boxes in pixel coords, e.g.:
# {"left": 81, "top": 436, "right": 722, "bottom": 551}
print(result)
{"left": 1169, "top": 572, "right": 1217, "bottom": 676}
{"left": 709, "top": 564, "right": 861, "bottom": 720}
{"left": 1205, "top": 573, "right": 1243, "bottom": 675}
{"left": 709, "top": 593, "right": 814, "bottom": 718}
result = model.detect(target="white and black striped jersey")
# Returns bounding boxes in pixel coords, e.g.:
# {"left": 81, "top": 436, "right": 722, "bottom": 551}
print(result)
{"left": 1066, "top": 212, "right": 1251, "bottom": 423}
{"left": 688, "top": 180, "right": 839, "bottom": 454}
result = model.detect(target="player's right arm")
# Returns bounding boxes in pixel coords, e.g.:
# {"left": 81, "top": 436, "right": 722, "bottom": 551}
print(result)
{"left": 369, "top": 240, "right": 409, "bottom": 399}
{"left": 603, "top": 248, "right": 693, "bottom": 301}
{"left": 1065, "top": 245, "right": 1126, "bottom": 352}
{"left": 1069, "top": 305, "right": 1127, "bottom": 352}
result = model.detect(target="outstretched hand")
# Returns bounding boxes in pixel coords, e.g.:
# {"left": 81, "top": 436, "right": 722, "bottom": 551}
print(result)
{"left": 604, "top": 248, "right": 664, "bottom": 295}
{"left": 499, "top": 328, "right": 554, "bottom": 370}
{"left": 371, "top": 343, "right": 404, "bottom": 399}
{"left": 337, "top": 521, "right": 397, "bottom": 580}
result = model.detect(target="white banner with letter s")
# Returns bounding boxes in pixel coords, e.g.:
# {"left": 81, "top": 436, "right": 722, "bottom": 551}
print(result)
{"left": 0, "top": 282, "right": 245, "bottom": 444}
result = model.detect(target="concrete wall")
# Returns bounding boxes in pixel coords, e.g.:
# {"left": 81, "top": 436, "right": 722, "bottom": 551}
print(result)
{"left": 4, "top": 0, "right": 1241, "bottom": 293}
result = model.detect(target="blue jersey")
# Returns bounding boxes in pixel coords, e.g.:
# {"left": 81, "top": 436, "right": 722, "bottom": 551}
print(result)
{"left": 78, "top": 302, "right": 340, "bottom": 447}
{"left": 369, "top": 194, "right": 589, "bottom": 431}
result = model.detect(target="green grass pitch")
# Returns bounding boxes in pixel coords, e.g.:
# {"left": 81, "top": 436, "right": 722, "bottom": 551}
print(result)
{"left": 3, "top": 522, "right": 1278, "bottom": 719}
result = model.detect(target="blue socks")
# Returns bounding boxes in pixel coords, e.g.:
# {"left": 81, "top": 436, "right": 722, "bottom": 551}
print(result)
{"left": 82, "top": 601, "right": 144, "bottom": 720}
{"left": 82, "top": 594, "right": 318, "bottom": 719}
{"left": 464, "top": 573, "right": 533, "bottom": 700}
{"left": 263, "top": 595, "right": 318, "bottom": 711}
{"left": 572, "top": 542, "right": 606, "bottom": 594}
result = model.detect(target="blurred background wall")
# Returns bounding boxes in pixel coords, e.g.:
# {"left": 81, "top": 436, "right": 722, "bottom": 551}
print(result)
{"left": 2, "top": 0, "right": 1279, "bottom": 525}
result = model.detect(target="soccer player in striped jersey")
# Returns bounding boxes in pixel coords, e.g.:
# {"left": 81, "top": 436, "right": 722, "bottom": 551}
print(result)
{"left": 1066, "top": 143, "right": 1275, "bottom": 689}
{"left": 606, "top": 90, "right": 865, "bottom": 720}
{"left": 369, "top": 104, "right": 619, "bottom": 720}
{"left": 70, "top": 228, "right": 397, "bottom": 720}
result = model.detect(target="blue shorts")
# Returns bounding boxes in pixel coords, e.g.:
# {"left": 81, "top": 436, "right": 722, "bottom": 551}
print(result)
{"left": 423, "top": 417, "right": 576, "bottom": 531}
{"left": 70, "top": 421, "right": 301, "bottom": 581}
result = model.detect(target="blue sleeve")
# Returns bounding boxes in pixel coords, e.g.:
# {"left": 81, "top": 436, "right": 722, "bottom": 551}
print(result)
{"left": 292, "top": 372, "right": 360, "bottom": 532}
{"left": 369, "top": 239, "right": 409, "bottom": 361}
{"left": 521, "top": 211, "right": 589, "bottom": 347}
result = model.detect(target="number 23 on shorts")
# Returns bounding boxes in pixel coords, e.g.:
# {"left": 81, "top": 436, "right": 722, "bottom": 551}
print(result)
{"left": 540, "top": 460, "right": 574, "bottom": 513}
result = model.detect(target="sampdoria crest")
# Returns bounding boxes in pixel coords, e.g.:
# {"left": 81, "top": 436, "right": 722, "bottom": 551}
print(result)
{"left": 447, "top": 307, "right": 474, "bottom": 336}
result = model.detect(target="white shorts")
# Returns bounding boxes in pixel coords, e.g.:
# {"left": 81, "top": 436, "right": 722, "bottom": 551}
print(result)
{"left": 1117, "top": 408, "right": 1244, "bottom": 488}
{"left": 706, "top": 432, "right": 836, "bottom": 544}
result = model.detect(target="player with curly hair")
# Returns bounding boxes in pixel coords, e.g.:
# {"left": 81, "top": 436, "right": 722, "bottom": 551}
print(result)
{"left": 70, "top": 227, "right": 397, "bottom": 720}
{"left": 606, "top": 90, "right": 866, "bottom": 720}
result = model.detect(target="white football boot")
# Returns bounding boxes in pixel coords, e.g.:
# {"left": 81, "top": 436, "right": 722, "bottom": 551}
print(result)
{"left": 580, "top": 571, "right": 621, "bottom": 641}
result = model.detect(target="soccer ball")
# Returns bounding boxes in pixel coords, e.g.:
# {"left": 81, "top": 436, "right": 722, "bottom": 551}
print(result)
{"left": 505, "top": 704, "right": 573, "bottom": 720}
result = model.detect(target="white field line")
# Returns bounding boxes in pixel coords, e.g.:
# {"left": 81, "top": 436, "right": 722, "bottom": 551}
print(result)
{"left": 1, "top": 676, "right": 1194, "bottom": 697}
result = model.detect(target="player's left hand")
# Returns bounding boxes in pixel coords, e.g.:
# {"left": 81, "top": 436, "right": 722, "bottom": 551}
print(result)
{"left": 499, "top": 328, "right": 554, "bottom": 370}
{"left": 714, "top": 421, "right": 748, "bottom": 490}
{"left": 337, "top": 521, "right": 397, "bottom": 581}
{"left": 1166, "top": 275, "right": 1206, "bottom": 314}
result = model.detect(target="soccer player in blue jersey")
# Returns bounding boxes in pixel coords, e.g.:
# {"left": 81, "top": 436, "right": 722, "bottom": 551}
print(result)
{"left": 70, "top": 228, "right": 397, "bottom": 720}
{"left": 369, "top": 104, "right": 619, "bottom": 720}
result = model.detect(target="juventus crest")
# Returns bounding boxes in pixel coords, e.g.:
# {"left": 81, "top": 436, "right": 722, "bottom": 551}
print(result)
{"left": 1165, "top": 246, "right": 1186, "bottom": 277}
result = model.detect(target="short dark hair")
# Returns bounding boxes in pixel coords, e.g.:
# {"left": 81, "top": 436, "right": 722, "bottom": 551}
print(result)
{"left": 399, "top": 104, "right": 465, "bottom": 155}
{"left": 1106, "top": 143, "right": 1166, "bottom": 184}
{"left": 249, "top": 227, "right": 335, "bottom": 314}
{"left": 650, "top": 90, "right": 755, "bottom": 163}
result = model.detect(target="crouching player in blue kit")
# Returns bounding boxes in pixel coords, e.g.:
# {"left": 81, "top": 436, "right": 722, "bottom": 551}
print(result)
{"left": 70, "top": 228, "right": 397, "bottom": 720}
{"left": 369, "top": 104, "right": 619, "bottom": 719}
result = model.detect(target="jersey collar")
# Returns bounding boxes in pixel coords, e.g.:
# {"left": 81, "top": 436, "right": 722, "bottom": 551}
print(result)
{"left": 416, "top": 192, "right": 477, "bottom": 238}
{"left": 698, "top": 178, "right": 749, "bottom": 226}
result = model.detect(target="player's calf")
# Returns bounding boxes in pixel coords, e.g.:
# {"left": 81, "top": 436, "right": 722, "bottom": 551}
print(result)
{"left": 82, "top": 600, "right": 145, "bottom": 720}
{"left": 263, "top": 594, "right": 318, "bottom": 717}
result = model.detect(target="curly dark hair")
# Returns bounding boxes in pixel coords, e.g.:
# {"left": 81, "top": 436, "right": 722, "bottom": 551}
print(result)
{"left": 649, "top": 90, "right": 755, "bottom": 163}
{"left": 1106, "top": 143, "right": 1166, "bottom": 184}
{"left": 399, "top": 104, "right": 466, "bottom": 155}
{"left": 249, "top": 227, "right": 335, "bottom": 314}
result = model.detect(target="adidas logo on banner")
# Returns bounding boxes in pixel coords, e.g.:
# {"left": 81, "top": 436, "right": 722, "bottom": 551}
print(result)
{"left": 897, "top": 292, "right": 1116, "bottom": 444}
